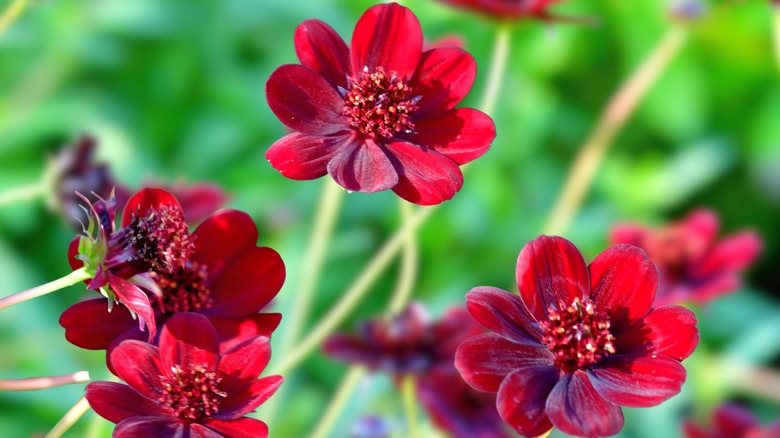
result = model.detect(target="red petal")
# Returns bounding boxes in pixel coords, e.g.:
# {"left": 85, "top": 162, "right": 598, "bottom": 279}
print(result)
{"left": 693, "top": 230, "right": 762, "bottom": 278}
{"left": 516, "top": 235, "right": 589, "bottom": 322}
{"left": 465, "top": 286, "right": 543, "bottom": 344}
{"left": 266, "top": 133, "right": 346, "bottom": 181}
{"left": 211, "top": 313, "right": 282, "bottom": 353}
{"left": 107, "top": 273, "right": 156, "bottom": 340}
{"left": 385, "top": 140, "right": 463, "bottom": 205}
{"left": 589, "top": 244, "right": 658, "bottom": 333}
{"left": 323, "top": 334, "right": 380, "bottom": 368}
{"left": 206, "top": 246, "right": 285, "bottom": 317}
{"left": 162, "top": 183, "right": 229, "bottom": 225}
{"left": 218, "top": 336, "right": 272, "bottom": 395}
{"left": 266, "top": 64, "right": 347, "bottom": 135}
{"left": 403, "top": 108, "right": 495, "bottom": 165}
{"left": 121, "top": 188, "right": 182, "bottom": 227}
{"left": 545, "top": 371, "right": 624, "bottom": 437}
{"left": 431, "top": 306, "right": 484, "bottom": 359}
{"left": 60, "top": 299, "right": 136, "bottom": 350}
{"left": 86, "top": 381, "right": 163, "bottom": 424}
{"left": 294, "top": 19, "right": 349, "bottom": 91}
{"left": 713, "top": 404, "right": 761, "bottom": 435}
{"left": 114, "top": 417, "right": 186, "bottom": 438}
{"left": 680, "top": 209, "right": 720, "bottom": 258}
{"left": 588, "top": 354, "right": 687, "bottom": 407}
{"left": 159, "top": 313, "right": 219, "bottom": 372}
{"left": 410, "top": 47, "right": 476, "bottom": 116}
{"left": 203, "top": 418, "right": 269, "bottom": 438}
{"left": 327, "top": 139, "right": 398, "bottom": 193}
{"left": 215, "top": 375, "right": 283, "bottom": 420}
{"left": 67, "top": 237, "right": 84, "bottom": 272}
{"left": 455, "top": 333, "right": 554, "bottom": 392}
{"left": 608, "top": 223, "right": 650, "bottom": 247}
{"left": 496, "top": 366, "right": 558, "bottom": 437}
{"left": 193, "top": 210, "right": 257, "bottom": 280}
{"left": 615, "top": 305, "right": 699, "bottom": 361}
{"left": 110, "top": 340, "right": 165, "bottom": 402}
{"left": 350, "top": 3, "right": 422, "bottom": 80}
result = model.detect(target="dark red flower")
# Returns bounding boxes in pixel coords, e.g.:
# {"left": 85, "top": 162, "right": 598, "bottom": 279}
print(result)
{"left": 436, "top": 0, "right": 566, "bottom": 21}
{"left": 265, "top": 2, "right": 495, "bottom": 205}
{"left": 61, "top": 205, "right": 284, "bottom": 365}
{"left": 609, "top": 209, "right": 762, "bottom": 306}
{"left": 455, "top": 235, "right": 700, "bottom": 437}
{"left": 86, "top": 312, "right": 282, "bottom": 438}
{"left": 683, "top": 404, "right": 780, "bottom": 438}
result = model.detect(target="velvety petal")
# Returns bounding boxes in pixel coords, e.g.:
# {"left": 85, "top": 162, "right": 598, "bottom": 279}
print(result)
{"left": 713, "top": 404, "right": 760, "bottom": 436}
{"left": 67, "top": 237, "right": 84, "bottom": 272}
{"left": 214, "top": 375, "right": 283, "bottom": 420}
{"left": 432, "top": 306, "right": 484, "bottom": 360}
{"left": 211, "top": 313, "right": 282, "bottom": 353}
{"left": 693, "top": 231, "right": 762, "bottom": 278}
{"left": 192, "top": 210, "right": 257, "bottom": 279}
{"left": 60, "top": 299, "right": 136, "bottom": 350}
{"left": 609, "top": 224, "right": 650, "bottom": 247}
{"left": 516, "top": 235, "right": 589, "bottom": 322}
{"left": 206, "top": 246, "right": 285, "bottom": 317}
{"left": 121, "top": 188, "right": 182, "bottom": 227}
{"left": 86, "top": 381, "right": 163, "bottom": 424}
{"left": 402, "top": 108, "right": 495, "bottom": 165}
{"left": 107, "top": 272, "right": 156, "bottom": 340}
{"left": 110, "top": 340, "right": 165, "bottom": 401}
{"left": 203, "top": 418, "right": 269, "bottom": 438}
{"left": 496, "top": 366, "right": 559, "bottom": 437}
{"left": 615, "top": 305, "right": 699, "bottom": 361}
{"left": 266, "top": 133, "right": 347, "bottom": 181}
{"left": 546, "top": 371, "right": 624, "bottom": 437}
{"left": 589, "top": 244, "right": 658, "bottom": 333}
{"left": 385, "top": 140, "right": 463, "bottom": 205}
{"left": 323, "top": 334, "right": 378, "bottom": 368}
{"left": 266, "top": 64, "right": 347, "bottom": 135}
{"left": 114, "top": 417, "right": 187, "bottom": 438}
{"left": 218, "top": 336, "right": 272, "bottom": 395}
{"left": 327, "top": 139, "right": 398, "bottom": 193}
{"left": 680, "top": 209, "right": 720, "bottom": 258}
{"left": 162, "top": 182, "right": 229, "bottom": 225}
{"left": 465, "top": 286, "right": 543, "bottom": 344}
{"left": 294, "top": 19, "right": 349, "bottom": 90}
{"left": 410, "top": 47, "right": 476, "bottom": 116}
{"left": 683, "top": 275, "right": 742, "bottom": 305}
{"left": 456, "top": 333, "right": 553, "bottom": 392}
{"left": 350, "top": 3, "right": 422, "bottom": 80}
{"left": 159, "top": 313, "right": 219, "bottom": 373}
{"left": 589, "top": 354, "right": 687, "bottom": 407}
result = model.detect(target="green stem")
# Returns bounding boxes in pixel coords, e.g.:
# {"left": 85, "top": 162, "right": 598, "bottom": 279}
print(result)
{"left": 281, "top": 179, "right": 344, "bottom": 349}
{"left": 0, "top": 181, "right": 46, "bottom": 208}
{"left": 308, "top": 366, "right": 366, "bottom": 438}
{"left": 479, "top": 23, "right": 512, "bottom": 115}
{"left": 0, "top": 267, "right": 90, "bottom": 311}
{"left": 0, "top": 0, "right": 28, "bottom": 39}
{"left": 387, "top": 201, "right": 419, "bottom": 314}
{"left": 0, "top": 371, "right": 89, "bottom": 391}
{"left": 46, "top": 395, "right": 90, "bottom": 438}
{"left": 402, "top": 375, "right": 419, "bottom": 438}
{"left": 542, "top": 26, "right": 687, "bottom": 236}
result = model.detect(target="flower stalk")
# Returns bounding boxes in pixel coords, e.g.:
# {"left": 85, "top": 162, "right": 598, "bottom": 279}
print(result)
{"left": 387, "top": 201, "right": 419, "bottom": 315}
{"left": 402, "top": 375, "right": 419, "bottom": 438}
{"left": 46, "top": 396, "right": 91, "bottom": 438}
{"left": 0, "top": 0, "right": 28, "bottom": 39}
{"left": 309, "top": 366, "right": 366, "bottom": 438}
{"left": 479, "top": 23, "right": 512, "bottom": 116}
{"left": 0, "top": 267, "right": 90, "bottom": 312}
{"left": 0, "top": 371, "right": 89, "bottom": 391}
{"left": 0, "top": 181, "right": 46, "bottom": 208}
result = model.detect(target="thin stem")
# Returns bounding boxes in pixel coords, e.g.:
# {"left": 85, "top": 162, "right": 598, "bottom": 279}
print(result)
{"left": 270, "top": 207, "right": 435, "bottom": 376}
{"left": 0, "top": 182, "right": 46, "bottom": 208}
{"left": 542, "top": 26, "right": 688, "bottom": 236}
{"left": 281, "top": 179, "right": 344, "bottom": 349}
{"left": 387, "top": 201, "right": 419, "bottom": 315}
{"left": 0, "top": 267, "right": 90, "bottom": 311}
{"left": 309, "top": 366, "right": 366, "bottom": 438}
{"left": 0, "top": 0, "right": 28, "bottom": 39}
{"left": 402, "top": 375, "right": 419, "bottom": 438}
{"left": 479, "top": 23, "right": 512, "bottom": 115}
{"left": 0, "top": 371, "right": 89, "bottom": 391}
{"left": 46, "top": 396, "right": 91, "bottom": 438}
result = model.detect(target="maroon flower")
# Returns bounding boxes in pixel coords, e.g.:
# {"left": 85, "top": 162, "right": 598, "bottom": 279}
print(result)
{"left": 609, "top": 209, "right": 762, "bottom": 306}
{"left": 265, "top": 2, "right": 495, "bottom": 205}
{"left": 436, "top": 0, "right": 566, "bottom": 21}
{"left": 683, "top": 404, "right": 780, "bottom": 438}
{"left": 455, "top": 235, "right": 700, "bottom": 437}
{"left": 86, "top": 312, "right": 282, "bottom": 437}
{"left": 61, "top": 204, "right": 284, "bottom": 365}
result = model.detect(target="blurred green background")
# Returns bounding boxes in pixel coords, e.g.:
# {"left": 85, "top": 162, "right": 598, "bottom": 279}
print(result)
{"left": 0, "top": 0, "right": 778, "bottom": 436}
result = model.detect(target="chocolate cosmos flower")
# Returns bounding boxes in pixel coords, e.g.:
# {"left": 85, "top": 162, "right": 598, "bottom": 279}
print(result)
{"left": 266, "top": 2, "right": 496, "bottom": 205}
{"left": 609, "top": 209, "right": 762, "bottom": 306}
{"left": 683, "top": 404, "right": 780, "bottom": 438}
{"left": 437, "top": 0, "right": 565, "bottom": 20}
{"left": 86, "top": 312, "right": 282, "bottom": 437}
{"left": 455, "top": 235, "right": 699, "bottom": 437}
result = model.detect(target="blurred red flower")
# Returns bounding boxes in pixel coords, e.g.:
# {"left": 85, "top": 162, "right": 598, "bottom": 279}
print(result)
{"left": 455, "top": 235, "right": 699, "bottom": 437}
{"left": 265, "top": 2, "right": 495, "bottom": 205}
{"left": 683, "top": 404, "right": 780, "bottom": 438}
{"left": 610, "top": 209, "right": 762, "bottom": 306}
{"left": 436, "top": 0, "right": 565, "bottom": 20}
{"left": 86, "top": 313, "right": 282, "bottom": 438}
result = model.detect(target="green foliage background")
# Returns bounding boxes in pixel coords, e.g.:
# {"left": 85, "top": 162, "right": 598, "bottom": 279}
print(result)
{"left": 0, "top": 0, "right": 778, "bottom": 436}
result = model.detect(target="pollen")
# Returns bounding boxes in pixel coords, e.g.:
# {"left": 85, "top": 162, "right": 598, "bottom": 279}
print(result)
{"left": 154, "top": 261, "right": 212, "bottom": 313}
{"left": 160, "top": 364, "right": 226, "bottom": 421}
{"left": 342, "top": 67, "right": 418, "bottom": 139}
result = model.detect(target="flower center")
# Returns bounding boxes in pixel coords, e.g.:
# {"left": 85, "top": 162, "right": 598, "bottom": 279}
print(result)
{"left": 540, "top": 297, "right": 615, "bottom": 371}
{"left": 342, "top": 67, "right": 418, "bottom": 139}
{"left": 160, "top": 364, "right": 226, "bottom": 422}
{"left": 155, "top": 261, "right": 212, "bottom": 313}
